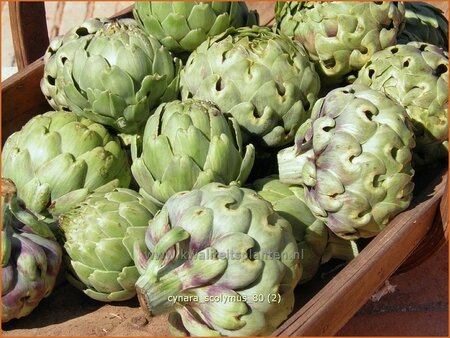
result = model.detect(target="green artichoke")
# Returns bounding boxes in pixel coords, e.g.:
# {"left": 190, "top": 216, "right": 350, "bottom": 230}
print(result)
{"left": 135, "top": 183, "right": 301, "bottom": 336}
{"left": 41, "top": 18, "right": 181, "bottom": 135}
{"left": 131, "top": 99, "right": 255, "bottom": 205}
{"left": 275, "top": 1, "right": 405, "bottom": 83}
{"left": 355, "top": 42, "right": 448, "bottom": 166}
{"left": 397, "top": 2, "right": 448, "bottom": 50}
{"left": 180, "top": 26, "right": 320, "bottom": 148}
{"left": 133, "top": 2, "right": 258, "bottom": 54}
{"left": 253, "top": 176, "right": 358, "bottom": 283}
{"left": 2, "top": 179, "right": 62, "bottom": 322}
{"left": 1, "top": 111, "right": 131, "bottom": 220}
{"left": 278, "top": 84, "right": 415, "bottom": 240}
{"left": 59, "top": 188, "right": 159, "bottom": 302}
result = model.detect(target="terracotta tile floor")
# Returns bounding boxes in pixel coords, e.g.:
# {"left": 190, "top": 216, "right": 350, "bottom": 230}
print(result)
{"left": 338, "top": 243, "right": 448, "bottom": 336}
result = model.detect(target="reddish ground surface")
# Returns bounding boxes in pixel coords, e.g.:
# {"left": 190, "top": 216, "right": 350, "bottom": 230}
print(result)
{"left": 338, "top": 243, "right": 448, "bottom": 336}
{"left": 2, "top": 243, "right": 447, "bottom": 336}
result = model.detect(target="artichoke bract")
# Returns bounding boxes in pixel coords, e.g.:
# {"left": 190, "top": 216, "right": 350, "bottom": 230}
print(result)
{"left": 180, "top": 26, "right": 320, "bottom": 148}
{"left": 133, "top": 2, "right": 258, "bottom": 54}
{"left": 1, "top": 111, "right": 131, "bottom": 220}
{"left": 41, "top": 18, "right": 181, "bottom": 135}
{"left": 355, "top": 43, "right": 448, "bottom": 166}
{"left": 135, "top": 183, "right": 301, "bottom": 336}
{"left": 2, "top": 179, "right": 62, "bottom": 323}
{"left": 397, "top": 2, "right": 448, "bottom": 50}
{"left": 59, "top": 188, "right": 159, "bottom": 302}
{"left": 131, "top": 99, "right": 255, "bottom": 205}
{"left": 275, "top": 1, "right": 405, "bottom": 83}
{"left": 278, "top": 84, "right": 415, "bottom": 240}
{"left": 254, "top": 176, "right": 358, "bottom": 283}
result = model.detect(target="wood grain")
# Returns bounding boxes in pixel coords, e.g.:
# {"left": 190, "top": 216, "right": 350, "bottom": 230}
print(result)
{"left": 247, "top": 2, "right": 275, "bottom": 26}
{"left": 8, "top": 2, "right": 49, "bottom": 70}
{"left": 1, "top": 58, "right": 49, "bottom": 143}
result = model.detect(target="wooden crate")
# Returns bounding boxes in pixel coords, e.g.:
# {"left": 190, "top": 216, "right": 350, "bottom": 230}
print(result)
{"left": 1, "top": 2, "right": 448, "bottom": 336}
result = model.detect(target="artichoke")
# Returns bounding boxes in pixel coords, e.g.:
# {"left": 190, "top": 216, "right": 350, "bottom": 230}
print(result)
{"left": 275, "top": 1, "right": 405, "bottom": 83}
{"left": 253, "top": 176, "right": 358, "bottom": 283}
{"left": 41, "top": 18, "right": 181, "bottom": 135}
{"left": 135, "top": 183, "right": 301, "bottom": 336}
{"left": 1, "top": 111, "right": 131, "bottom": 220}
{"left": 2, "top": 179, "right": 62, "bottom": 322}
{"left": 59, "top": 188, "right": 159, "bottom": 302}
{"left": 133, "top": 2, "right": 258, "bottom": 54}
{"left": 131, "top": 99, "right": 255, "bottom": 205}
{"left": 397, "top": 2, "right": 448, "bottom": 50}
{"left": 355, "top": 42, "right": 448, "bottom": 166}
{"left": 278, "top": 84, "right": 415, "bottom": 240}
{"left": 180, "top": 26, "right": 320, "bottom": 148}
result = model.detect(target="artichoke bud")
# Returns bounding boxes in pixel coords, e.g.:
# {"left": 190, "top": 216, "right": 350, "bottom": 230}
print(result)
{"left": 1, "top": 179, "right": 62, "bottom": 323}
{"left": 2, "top": 111, "right": 131, "bottom": 221}
{"left": 275, "top": 1, "right": 406, "bottom": 83}
{"left": 398, "top": 2, "right": 448, "bottom": 50}
{"left": 131, "top": 99, "right": 255, "bottom": 205}
{"left": 133, "top": 1, "right": 259, "bottom": 55}
{"left": 180, "top": 26, "right": 321, "bottom": 147}
{"left": 136, "top": 183, "right": 301, "bottom": 336}
{"left": 254, "top": 176, "right": 358, "bottom": 283}
{"left": 41, "top": 18, "right": 181, "bottom": 134}
{"left": 355, "top": 42, "right": 448, "bottom": 166}
{"left": 60, "top": 188, "right": 159, "bottom": 302}
{"left": 278, "top": 84, "right": 415, "bottom": 239}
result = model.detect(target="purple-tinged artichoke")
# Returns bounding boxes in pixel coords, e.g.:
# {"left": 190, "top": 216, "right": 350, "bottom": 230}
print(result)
{"left": 135, "top": 183, "right": 301, "bottom": 336}
{"left": 278, "top": 84, "right": 415, "bottom": 240}
{"left": 275, "top": 1, "right": 405, "bottom": 83}
{"left": 2, "top": 179, "right": 62, "bottom": 323}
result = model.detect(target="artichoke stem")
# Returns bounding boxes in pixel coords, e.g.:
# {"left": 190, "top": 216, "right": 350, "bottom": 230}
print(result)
{"left": 136, "top": 271, "right": 183, "bottom": 318}
{"left": 321, "top": 237, "right": 359, "bottom": 264}
{"left": 277, "top": 146, "right": 311, "bottom": 185}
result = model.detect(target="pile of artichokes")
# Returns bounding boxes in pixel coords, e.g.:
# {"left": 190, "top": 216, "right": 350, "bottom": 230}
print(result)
{"left": 2, "top": 1, "right": 448, "bottom": 336}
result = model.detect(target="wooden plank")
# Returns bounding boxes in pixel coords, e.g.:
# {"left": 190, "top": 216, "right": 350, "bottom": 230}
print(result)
{"left": 247, "top": 2, "right": 275, "bottom": 26}
{"left": 397, "top": 177, "right": 449, "bottom": 273}
{"left": 274, "top": 170, "right": 448, "bottom": 336}
{"left": 8, "top": 2, "right": 49, "bottom": 70}
{"left": 1, "top": 57, "right": 48, "bottom": 142}
{"left": 2, "top": 2, "right": 16, "bottom": 69}
{"left": 439, "top": 183, "right": 448, "bottom": 236}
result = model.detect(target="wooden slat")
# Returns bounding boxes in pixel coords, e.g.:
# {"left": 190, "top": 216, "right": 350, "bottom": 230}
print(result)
{"left": 1, "top": 57, "right": 48, "bottom": 143}
{"left": 439, "top": 183, "right": 449, "bottom": 237}
{"left": 247, "top": 2, "right": 275, "bottom": 26}
{"left": 110, "top": 4, "right": 133, "bottom": 19}
{"left": 274, "top": 170, "right": 448, "bottom": 336}
{"left": 396, "top": 177, "right": 449, "bottom": 273}
{"left": 8, "top": 2, "right": 49, "bottom": 70}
